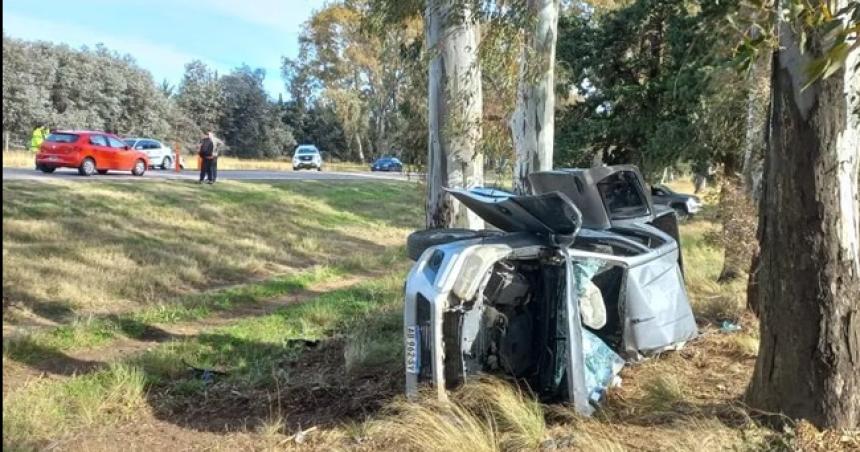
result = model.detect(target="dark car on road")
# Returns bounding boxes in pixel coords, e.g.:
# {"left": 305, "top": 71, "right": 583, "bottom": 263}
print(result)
{"left": 370, "top": 157, "right": 403, "bottom": 172}
{"left": 649, "top": 184, "right": 701, "bottom": 221}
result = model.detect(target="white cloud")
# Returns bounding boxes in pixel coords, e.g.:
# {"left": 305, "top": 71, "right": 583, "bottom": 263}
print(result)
{"left": 2, "top": 12, "right": 225, "bottom": 82}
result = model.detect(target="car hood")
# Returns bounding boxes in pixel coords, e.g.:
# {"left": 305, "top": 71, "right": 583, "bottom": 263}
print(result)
{"left": 447, "top": 188, "right": 582, "bottom": 237}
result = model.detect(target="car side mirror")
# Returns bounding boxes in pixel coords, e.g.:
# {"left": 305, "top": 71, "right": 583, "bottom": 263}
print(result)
{"left": 125, "top": 145, "right": 131, "bottom": 150}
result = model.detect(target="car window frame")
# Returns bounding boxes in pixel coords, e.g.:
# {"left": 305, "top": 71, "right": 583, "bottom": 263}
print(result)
{"left": 89, "top": 134, "right": 109, "bottom": 147}
{"left": 106, "top": 136, "right": 127, "bottom": 149}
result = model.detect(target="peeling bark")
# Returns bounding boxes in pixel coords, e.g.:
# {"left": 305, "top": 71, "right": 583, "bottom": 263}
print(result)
{"left": 747, "top": 0, "right": 860, "bottom": 428}
{"left": 425, "top": 0, "right": 484, "bottom": 229}
{"left": 511, "top": 0, "right": 559, "bottom": 195}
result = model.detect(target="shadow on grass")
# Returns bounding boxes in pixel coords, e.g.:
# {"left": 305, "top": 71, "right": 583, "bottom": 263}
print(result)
{"left": 4, "top": 318, "right": 180, "bottom": 377}
{"left": 4, "top": 179, "right": 414, "bottom": 324}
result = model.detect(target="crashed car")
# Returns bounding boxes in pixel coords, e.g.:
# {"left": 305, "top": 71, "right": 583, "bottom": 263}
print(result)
{"left": 403, "top": 165, "right": 697, "bottom": 414}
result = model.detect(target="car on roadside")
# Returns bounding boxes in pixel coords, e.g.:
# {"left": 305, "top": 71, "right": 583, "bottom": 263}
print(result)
{"left": 649, "top": 184, "right": 701, "bottom": 221}
{"left": 370, "top": 157, "right": 403, "bottom": 172}
{"left": 35, "top": 130, "right": 150, "bottom": 176}
{"left": 123, "top": 137, "right": 183, "bottom": 170}
{"left": 402, "top": 165, "right": 696, "bottom": 414}
{"left": 292, "top": 145, "right": 323, "bottom": 171}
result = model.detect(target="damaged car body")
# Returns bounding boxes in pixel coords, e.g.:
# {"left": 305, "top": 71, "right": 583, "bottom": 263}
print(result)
{"left": 403, "top": 165, "right": 698, "bottom": 415}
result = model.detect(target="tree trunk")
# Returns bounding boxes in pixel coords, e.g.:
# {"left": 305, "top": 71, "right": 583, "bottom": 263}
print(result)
{"left": 741, "top": 45, "right": 772, "bottom": 201}
{"left": 355, "top": 133, "right": 365, "bottom": 163}
{"left": 3, "top": 130, "right": 9, "bottom": 152}
{"left": 511, "top": 0, "right": 559, "bottom": 195}
{"left": 747, "top": 0, "right": 860, "bottom": 428}
{"left": 425, "top": 0, "right": 484, "bottom": 229}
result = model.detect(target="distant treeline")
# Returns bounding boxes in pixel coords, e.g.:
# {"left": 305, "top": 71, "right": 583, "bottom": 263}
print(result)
{"left": 1, "top": 36, "right": 357, "bottom": 160}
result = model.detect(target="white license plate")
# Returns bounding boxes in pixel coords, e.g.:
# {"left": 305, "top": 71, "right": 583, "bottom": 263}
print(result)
{"left": 406, "top": 326, "right": 421, "bottom": 374}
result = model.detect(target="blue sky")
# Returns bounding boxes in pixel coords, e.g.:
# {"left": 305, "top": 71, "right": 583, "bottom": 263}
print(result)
{"left": 2, "top": 0, "right": 326, "bottom": 99}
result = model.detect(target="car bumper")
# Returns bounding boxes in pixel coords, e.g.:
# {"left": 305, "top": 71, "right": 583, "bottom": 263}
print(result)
{"left": 35, "top": 154, "right": 79, "bottom": 167}
{"left": 294, "top": 162, "right": 320, "bottom": 168}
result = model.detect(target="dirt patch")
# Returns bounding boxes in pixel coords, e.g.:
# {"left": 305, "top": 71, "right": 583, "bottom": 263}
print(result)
{"left": 148, "top": 338, "right": 401, "bottom": 434}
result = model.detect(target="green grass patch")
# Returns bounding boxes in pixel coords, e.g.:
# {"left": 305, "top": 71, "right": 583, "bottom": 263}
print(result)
{"left": 4, "top": 274, "right": 407, "bottom": 447}
{"left": 137, "top": 273, "right": 406, "bottom": 387}
{"left": 3, "top": 266, "right": 343, "bottom": 361}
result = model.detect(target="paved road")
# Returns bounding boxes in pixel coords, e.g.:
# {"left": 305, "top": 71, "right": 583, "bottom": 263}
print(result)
{"left": 2, "top": 167, "right": 415, "bottom": 182}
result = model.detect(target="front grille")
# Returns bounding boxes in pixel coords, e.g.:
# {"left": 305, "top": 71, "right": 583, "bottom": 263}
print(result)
{"left": 416, "top": 294, "right": 433, "bottom": 382}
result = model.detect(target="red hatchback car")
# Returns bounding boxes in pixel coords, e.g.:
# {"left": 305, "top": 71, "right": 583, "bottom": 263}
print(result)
{"left": 35, "top": 130, "right": 150, "bottom": 176}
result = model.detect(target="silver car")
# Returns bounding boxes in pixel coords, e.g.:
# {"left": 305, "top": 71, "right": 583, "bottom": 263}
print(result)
{"left": 403, "top": 166, "right": 697, "bottom": 415}
{"left": 123, "top": 138, "right": 183, "bottom": 170}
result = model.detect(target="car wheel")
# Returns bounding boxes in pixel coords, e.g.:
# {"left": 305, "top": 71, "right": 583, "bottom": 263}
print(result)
{"left": 97, "top": 170, "right": 109, "bottom": 175}
{"left": 132, "top": 159, "right": 146, "bottom": 176}
{"left": 317, "top": 166, "right": 322, "bottom": 172}
{"left": 79, "top": 158, "right": 97, "bottom": 176}
{"left": 406, "top": 228, "right": 505, "bottom": 261}
{"left": 37, "top": 164, "right": 56, "bottom": 174}
{"left": 161, "top": 156, "right": 172, "bottom": 170}
{"left": 673, "top": 205, "right": 690, "bottom": 222}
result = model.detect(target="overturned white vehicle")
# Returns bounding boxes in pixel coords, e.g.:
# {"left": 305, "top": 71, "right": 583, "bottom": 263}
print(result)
{"left": 403, "top": 166, "right": 697, "bottom": 415}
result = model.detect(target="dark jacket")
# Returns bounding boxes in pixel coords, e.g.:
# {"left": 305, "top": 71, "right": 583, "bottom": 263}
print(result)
{"left": 199, "top": 137, "right": 214, "bottom": 159}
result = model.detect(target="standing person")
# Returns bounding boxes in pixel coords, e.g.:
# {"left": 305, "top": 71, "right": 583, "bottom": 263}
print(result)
{"left": 29, "top": 125, "right": 48, "bottom": 152}
{"left": 208, "top": 131, "right": 224, "bottom": 184}
{"left": 198, "top": 132, "right": 215, "bottom": 184}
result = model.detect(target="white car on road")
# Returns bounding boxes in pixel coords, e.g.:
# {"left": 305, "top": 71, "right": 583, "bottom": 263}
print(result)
{"left": 123, "top": 138, "right": 183, "bottom": 170}
{"left": 292, "top": 145, "right": 323, "bottom": 171}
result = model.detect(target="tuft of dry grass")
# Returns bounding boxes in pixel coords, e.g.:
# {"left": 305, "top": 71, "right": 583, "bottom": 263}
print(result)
{"left": 639, "top": 374, "right": 687, "bottom": 413}
{"left": 371, "top": 397, "right": 500, "bottom": 452}
{"left": 368, "top": 378, "right": 548, "bottom": 452}
{"left": 727, "top": 334, "right": 760, "bottom": 359}
{"left": 456, "top": 378, "right": 547, "bottom": 451}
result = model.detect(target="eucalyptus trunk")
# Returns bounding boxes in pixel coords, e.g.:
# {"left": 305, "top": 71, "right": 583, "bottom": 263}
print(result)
{"left": 425, "top": 0, "right": 484, "bottom": 229}
{"left": 511, "top": 0, "right": 559, "bottom": 195}
{"left": 746, "top": 0, "right": 860, "bottom": 428}
{"left": 741, "top": 46, "right": 772, "bottom": 201}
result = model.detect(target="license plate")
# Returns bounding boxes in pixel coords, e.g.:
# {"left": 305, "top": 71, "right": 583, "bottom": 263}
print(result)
{"left": 406, "top": 326, "right": 421, "bottom": 374}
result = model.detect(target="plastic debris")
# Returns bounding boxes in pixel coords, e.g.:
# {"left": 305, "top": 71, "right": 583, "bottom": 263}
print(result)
{"left": 719, "top": 320, "right": 742, "bottom": 333}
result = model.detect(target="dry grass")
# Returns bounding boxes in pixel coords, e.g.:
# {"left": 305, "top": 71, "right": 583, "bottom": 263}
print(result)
{"left": 2, "top": 149, "right": 35, "bottom": 168}
{"left": 3, "top": 180, "right": 422, "bottom": 320}
{"left": 3, "top": 363, "right": 146, "bottom": 449}
{"left": 368, "top": 378, "right": 547, "bottom": 452}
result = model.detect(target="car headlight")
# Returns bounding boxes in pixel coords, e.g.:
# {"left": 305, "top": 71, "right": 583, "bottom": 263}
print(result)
{"left": 451, "top": 245, "right": 511, "bottom": 301}
{"left": 686, "top": 198, "right": 699, "bottom": 210}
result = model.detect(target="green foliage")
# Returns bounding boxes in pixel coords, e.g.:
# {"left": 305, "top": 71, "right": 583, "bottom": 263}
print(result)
{"left": 554, "top": 0, "right": 742, "bottom": 177}
{"left": 217, "top": 66, "right": 296, "bottom": 158}
{"left": 1, "top": 37, "right": 178, "bottom": 145}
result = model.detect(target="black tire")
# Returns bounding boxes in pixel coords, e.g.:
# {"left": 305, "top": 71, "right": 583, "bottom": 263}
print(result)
{"left": 317, "top": 166, "right": 322, "bottom": 172}
{"left": 406, "top": 228, "right": 503, "bottom": 261}
{"left": 161, "top": 156, "right": 172, "bottom": 170}
{"left": 131, "top": 159, "right": 146, "bottom": 176}
{"left": 293, "top": 166, "right": 299, "bottom": 171}
{"left": 672, "top": 205, "right": 690, "bottom": 222}
{"left": 79, "top": 158, "right": 96, "bottom": 176}
{"left": 97, "top": 169, "right": 109, "bottom": 175}
{"left": 37, "top": 164, "right": 56, "bottom": 174}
